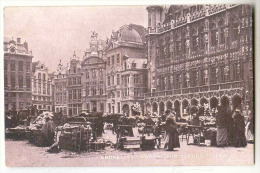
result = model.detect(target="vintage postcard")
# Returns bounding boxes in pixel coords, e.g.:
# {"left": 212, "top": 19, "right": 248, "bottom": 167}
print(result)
{"left": 3, "top": 4, "right": 255, "bottom": 167}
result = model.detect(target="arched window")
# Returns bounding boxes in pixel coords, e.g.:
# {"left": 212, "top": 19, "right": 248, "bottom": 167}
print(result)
{"left": 210, "top": 22, "right": 217, "bottom": 46}
{"left": 174, "top": 33, "right": 181, "bottom": 56}
{"left": 181, "top": 31, "right": 186, "bottom": 54}
{"left": 218, "top": 18, "right": 225, "bottom": 44}
{"left": 231, "top": 16, "right": 239, "bottom": 42}
{"left": 199, "top": 26, "right": 205, "bottom": 50}
{"left": 191, "top": 28, "right": 198, "bottom": 51}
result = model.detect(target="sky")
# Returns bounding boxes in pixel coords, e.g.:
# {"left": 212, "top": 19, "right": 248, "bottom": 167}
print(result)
{"left": 4, "top": 6, "right": 148, "bottom": 72}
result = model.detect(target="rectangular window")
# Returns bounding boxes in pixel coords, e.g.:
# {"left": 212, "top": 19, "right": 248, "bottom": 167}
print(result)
{"left": 108, "top": 76, "right": 111, "bottom": 86}
{"left": 108, "top": 103, "right": 111, "bottom": 113}
{"left": 86, "top": 71, "right": 89, "bottom": 79}
{"left": 43, "top": 84, "right": 46, "bottom": 94}
{"left": 107, "top": 57, "right": 110, "bottom": 66}
{"left": 99, "top": 69, "right": 103, "bottom": 77}
{"left": 117, "top": 54, "right": 120, "bottom": 63}
{"left": 18, "top": 75, "right": 23, "bottom": 88}
{"left": 73, "top": 89, "right": 77, "bottom": 100}
{"left": 4, "top": 60, "right": 8, "bottom": 71}
{"left": 92, "top": 69, "right": 96, "bottom": 78}
{"left": 4, "top": 73, "right": 8, "bottom": 88}
{"left": 47, "top": 84, "right": 50, "bottom": 95}
{"left": 73, "top": 78, "right": 77, "bottom": 85}
{"left": 18, "top": 61, "right": 23, "bottom": 71}
{"left": 92, "top": 88, "right": 96, "bottom": 96}
{"left": 38, "top": 83, "right": 41, "bottom": 93}
{"left": 26, "top": 76, "right": 30, "bottom": 89}
{"left": 112, "top": 75, "right": 114, "bottom": 85}
{"left": 11, "top": 60, "right": 15, "bottom": 71}
{"left": 112, "top": 56, "right": 114, "bottom": 65}
{"left": 210, "top": 67, "right": 217, "bottom": 84}
{"left": 134, "top": 88, "right": 139, "bottom": 96}
{"left": 78, "top": 89, "right": 81, "bottom": 101}
{"left": 43, "top": 74, "right": 46, "bottom": 81}
{"left": 26, "top": 62, "right": 30, "bottom": 72}
{"left": 100, "top": 103, "right": 104, "bottom": 112}
{"left": 78, "top": 77, "right": 81, "bottom": 85}
{"left": 99, "top": 88, "right": 103, "bottom": 95}
{"left": 117, "top": 91, "right": 120, "bottom": 97}
{"left": 33, "top": 82, "right": 37, "bottom": 93}
{"left": 38, "top": 73, "right": 41, "bottom": 80}
{"left": 134, "top": 74, "right": 139, "bottom": 84}
{"left": 69, "top": 90, "right": 72, "bottom": 101}
{"left": 117, "top": 102, "right": 120, "bottom": 113}
{"left": 117, "top": 74, "right": 120, "bottom": 85}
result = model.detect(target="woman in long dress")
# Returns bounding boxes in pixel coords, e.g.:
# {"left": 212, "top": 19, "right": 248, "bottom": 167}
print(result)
{"left": 233, "top": 109, "right": 247, "bottom": 147}
{"left": 216, "top": 105, "right": 230, "bottom": 146}
{"left": 41, "top": 117, "right": 55, "bottom": 146}
{"left": 245, "top": 110, "right": 254, "bottom": 143}
{"left": 164, "top": 111, "right": 180, "bottom": 151}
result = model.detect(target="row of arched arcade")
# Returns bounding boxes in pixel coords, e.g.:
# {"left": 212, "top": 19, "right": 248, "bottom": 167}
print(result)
{"left": 145, "top": 94, "right": 243, "bottom": 117}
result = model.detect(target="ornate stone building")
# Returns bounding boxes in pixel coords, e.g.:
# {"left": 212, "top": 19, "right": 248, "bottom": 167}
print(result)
{"left": 4, "top": 37, "right": 33, "bottom": 111}
{"left": 82, "top": 32, "right": 106, "bottom": 112}
{"left": 53, "top": 60, "right": 68, "bottom": 114}
{"left": 104, "top": 24, "right": 148, "bottom": 115}
{"left": 67, "top": 52, "right": 82, "bottom": 116}
{"left": 145, "top": 5, "right": 253, "bottom": 117}
{"left": 31, "top": 61, "right": 53, "bottom": 111}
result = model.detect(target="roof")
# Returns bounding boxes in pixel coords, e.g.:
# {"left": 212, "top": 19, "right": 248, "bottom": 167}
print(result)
{"left": 105, "top": 24, "right": 146, "bottom": 50}
{"left": 119, "top": 25, "right": 142, "bottom": 43}
{"left": 4, "top": 37, "right": 32, "bottom": 56}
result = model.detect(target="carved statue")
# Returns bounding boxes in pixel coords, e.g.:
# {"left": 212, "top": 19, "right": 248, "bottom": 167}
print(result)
{"left": 224, "top": 65, "right": 229, "bottom": 76}
{"left": 204, "top": 33, "right": 208, "bottom": 42}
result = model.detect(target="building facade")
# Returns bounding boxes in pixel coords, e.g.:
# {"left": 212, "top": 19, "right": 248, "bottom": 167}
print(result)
{"left": 31, "top": 61, "right": 53, "bottom": 111}
{"left": 145, "top": 5, "right": 253, "bottom": 117}
{"left": 105, "top": 24, "right": 148, "bottom": 115}
{"left": 67, "top": 52, "right": 82, "bottom": 116}
{"left": 4, "top": 37, "right": 33, "bottom": 111}
{"left": 53, "top": 60, "right": 68, "bottom": 114}
{"left": 82, "top": 32, "right": 107, "bottom": 112}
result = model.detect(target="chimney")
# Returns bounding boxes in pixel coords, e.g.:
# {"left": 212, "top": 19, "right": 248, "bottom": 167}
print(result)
{"left": 23, "top": 41, "right": 28, "bottom": 51}
{"left": 17, "top": 38, "right": 21, "bottom": 43}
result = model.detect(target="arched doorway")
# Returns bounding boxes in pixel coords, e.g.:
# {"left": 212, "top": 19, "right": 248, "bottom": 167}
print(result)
{"left": 191, "top": 98, "right": 198, "bottom": 106}
{"left": 152, "top": 102, "right": 158, "bottom": 114}
{"left": 182, "top": 99, "right": 189, "bottom": 114}
{"left": 174, "top": 100, "right": 181, "bottom": 117}
{"left": 146, "top": 103, "right": 151, "bottom": 115}
{"left": 210, "top": 97, "right": 219, "bottom": 109}
{"left": 232, "top": 95, "right": 242, "bottom": 109}
{"left": 159, "top": 101, "right": 165, "bottom": 115}
{"left": 220, "top": 96, "right": 230, "bottom": 107}
{"left": 122, "top": 104, "right": 130, "bottom": 116}
{"left": 166, "top": 101, "right": 173, "bottom": 110}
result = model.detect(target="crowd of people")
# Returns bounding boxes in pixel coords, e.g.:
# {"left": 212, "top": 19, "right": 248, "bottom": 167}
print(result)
{"left": 216, "top": 99, "right": 253, "bottom": 147}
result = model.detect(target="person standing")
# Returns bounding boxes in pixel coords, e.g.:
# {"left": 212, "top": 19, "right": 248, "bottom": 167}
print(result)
{"left": 164, "top": 110, "right": 180, "bottom": 151}
{"left": 245, "top": 110, "right": 254, "bottom": 143}
{"left": 41, "top": 117, "right": 55, "bottom": 146}
{"left": 233, "top": 109, "right": 247, "bottom": 147}
{"left": 216, "top": 102, "right": 230, "bottom": 147}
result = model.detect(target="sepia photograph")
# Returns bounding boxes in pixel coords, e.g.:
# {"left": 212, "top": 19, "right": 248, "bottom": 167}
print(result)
{"left": 2, "top": 1, "right": 256, "bottom": 168}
